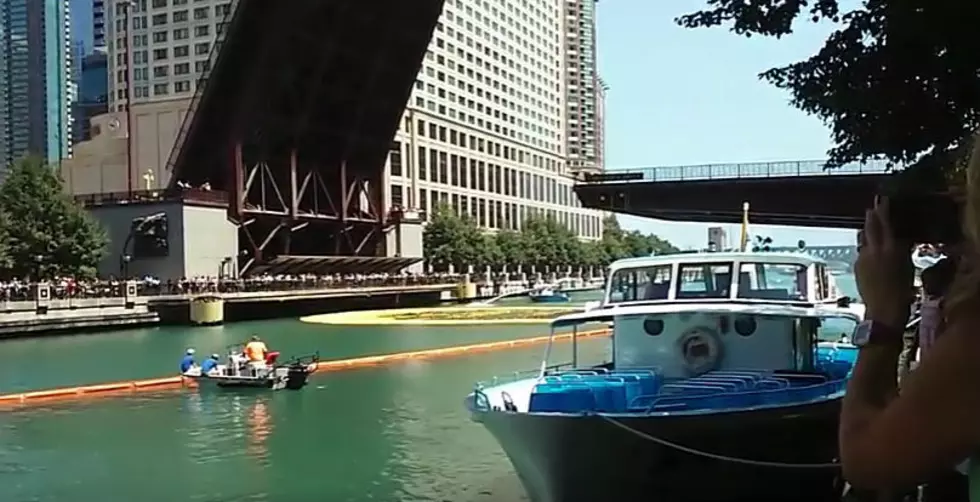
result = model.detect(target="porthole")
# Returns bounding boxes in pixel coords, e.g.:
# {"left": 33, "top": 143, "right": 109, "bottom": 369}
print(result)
{"left": 734, "top": 315, "right": 757, "bottom": 337}
{"left": 643, "top": 317, "right": 664, "bottom": 336}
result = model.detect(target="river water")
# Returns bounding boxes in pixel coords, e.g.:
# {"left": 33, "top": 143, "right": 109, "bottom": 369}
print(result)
{"left": 0, "top": 277, "right": 860, "bottom": 502}
{"left": 0, "top": 292, "right": 611, "bottom": 502}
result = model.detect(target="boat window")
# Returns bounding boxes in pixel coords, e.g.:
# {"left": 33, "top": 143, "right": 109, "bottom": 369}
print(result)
{"left": 675, "top": 262, "right": 734, "bottom": 299}
{"left": 736, "top": 262, "right": 808, "bottom": 301}
{"left": 816, "top": 316, "right": 859, "bottom": 343}
{"left": 608, "top": 265, "right": 673, "bottom": 303}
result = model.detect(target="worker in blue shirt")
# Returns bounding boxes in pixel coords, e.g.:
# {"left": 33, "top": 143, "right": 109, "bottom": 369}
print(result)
{"left": 200, "top": 354, "right": 220, "bottom": 375}
{"left": 179, "top": 348, "right": 196, "bottom": 373}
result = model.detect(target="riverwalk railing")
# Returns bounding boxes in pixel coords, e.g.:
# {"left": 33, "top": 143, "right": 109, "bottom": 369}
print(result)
{"left": 580, "top": 159, "right": 893, "bottom": 184}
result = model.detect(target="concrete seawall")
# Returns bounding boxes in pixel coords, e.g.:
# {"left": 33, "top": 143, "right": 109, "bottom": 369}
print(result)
{"left": 0, "top": 284, "right": 454, "bottom": 337}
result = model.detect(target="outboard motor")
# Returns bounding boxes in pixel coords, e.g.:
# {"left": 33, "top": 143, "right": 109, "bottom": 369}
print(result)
{"left": 284, "top": 362, "right": 311, "bottom": 390}
{"left": 265, "top": 351, "right": 280, "bottom": 365}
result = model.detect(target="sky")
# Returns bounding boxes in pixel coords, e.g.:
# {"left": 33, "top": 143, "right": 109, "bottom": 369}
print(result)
{"left": 596, "top": 0, "right": 857, "bottom": 249}
{"left": 68, "top": 0, "right": 858, "bottom": 250}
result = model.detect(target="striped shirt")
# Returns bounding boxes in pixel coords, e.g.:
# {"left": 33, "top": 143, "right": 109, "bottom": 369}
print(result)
{"left": 918, "top": 297, "right": 943, "bottom": 357}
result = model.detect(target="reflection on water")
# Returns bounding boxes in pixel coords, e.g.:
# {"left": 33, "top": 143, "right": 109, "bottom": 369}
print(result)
{"left": 0, "top": 340, "right": 612, "bottom": 502}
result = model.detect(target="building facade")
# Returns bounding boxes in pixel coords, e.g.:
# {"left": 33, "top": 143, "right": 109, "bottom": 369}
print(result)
{"left": 92, "top": 0, "right": 105, "bottom": 48}
{"left": 105, "top": 0, "right": 232, "bottom": 111}
{"left": 0, "top": 0, "right": 75, "bottom": 172}
{"left": 74, "top": 48, "right": 109, "bottom": 141}
{"left": 383, "top": 0, "right": 604, "bottom": 240}
{"left": 562, "top": 0, "right": 601, "bottom": 174}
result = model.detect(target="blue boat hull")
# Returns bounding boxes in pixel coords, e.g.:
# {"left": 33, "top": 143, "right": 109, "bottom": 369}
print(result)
{"left": 473, "top": 398, "right": 843, "bottom": 502}
{"left": 529, "top": 293, "right": 570, "bottom": 303}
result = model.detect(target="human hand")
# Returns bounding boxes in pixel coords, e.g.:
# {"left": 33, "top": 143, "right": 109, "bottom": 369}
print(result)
{"left": 855, "top": 197, "right": 915, "bottom": 329}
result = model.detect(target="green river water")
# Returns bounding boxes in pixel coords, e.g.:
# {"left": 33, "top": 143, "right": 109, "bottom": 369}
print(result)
{"left": 0, "top": 277, "right": 860, "bottom": 502}
{"left": 0, "top": 293, "right": 614, "bottom": 502}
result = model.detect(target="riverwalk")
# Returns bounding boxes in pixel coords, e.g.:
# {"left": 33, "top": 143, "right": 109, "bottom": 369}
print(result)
{"left": 0, "top": 283, "right": 457, "bottom": 336}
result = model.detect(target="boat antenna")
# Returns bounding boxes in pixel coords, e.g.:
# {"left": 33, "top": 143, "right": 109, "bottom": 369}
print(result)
{"left": 739, "top": 202, "right": 750, "bottom": 252}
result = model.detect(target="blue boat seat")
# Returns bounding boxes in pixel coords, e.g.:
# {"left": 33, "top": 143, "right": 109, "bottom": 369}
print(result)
{"left": 528, "top": 383, "right": 596, "bottom": 413}
{"left": 526, "top": 366, "right": 847, "bottom": 414}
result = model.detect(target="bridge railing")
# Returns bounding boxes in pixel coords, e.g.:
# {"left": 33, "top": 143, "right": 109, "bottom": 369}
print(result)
{"left": 579, "top": 160, "right": 893, "bottom": 184}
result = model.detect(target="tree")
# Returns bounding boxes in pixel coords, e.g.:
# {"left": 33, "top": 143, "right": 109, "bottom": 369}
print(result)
{"left": 0, "top": 156, "right": 108, "bottom": 280}
{"left": 0, "top": 209, "right": 11, "bottom": 272}
{"left": 422, "top": 204, "right": 485, "bottom": 271}
{"left": 494, "top": 229, "right": 527, "bottom": 267}
{"left": 678, "top": 1, "right": 980, "bottom": 180}
{"left": 423, "top": 209, "right": 679, "bottom": 270}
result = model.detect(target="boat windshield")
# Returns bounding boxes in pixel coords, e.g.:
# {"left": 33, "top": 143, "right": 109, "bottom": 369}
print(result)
{"left": 817, "top": 316, "right": 859, "bottom": 342}
{"left": 736, "top": 262, "right": 808, "bottom": 301}
{"left": 608, "top": 264, "right": 672, "bottom": 303}
{"left": 675, "top": 262, "right": 733, "bottom": 299}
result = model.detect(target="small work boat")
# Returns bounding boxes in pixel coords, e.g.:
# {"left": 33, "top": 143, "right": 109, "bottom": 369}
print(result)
{"left": 528, "top": 286, "right": 570, "bottom": 303}
{"left": 466, "top": 251, "right": 862, "bottom": 502}
{"left": 183, "top": 345, "right": 319, "bottom": 391}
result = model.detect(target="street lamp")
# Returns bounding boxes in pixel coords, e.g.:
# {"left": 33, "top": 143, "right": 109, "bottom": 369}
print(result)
{"left": 121, "top": 0, "right": 138, "bottom": 199}
{"left": 120, "top": 254, "right": 132, "bottom": 279}
{"left": 33, "top": 255, "right": 44, "bottom": 283}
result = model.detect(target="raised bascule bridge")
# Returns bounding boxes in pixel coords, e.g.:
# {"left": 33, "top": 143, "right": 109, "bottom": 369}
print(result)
{"left": 165, "top": 0, "right": 444, "bottom": 277}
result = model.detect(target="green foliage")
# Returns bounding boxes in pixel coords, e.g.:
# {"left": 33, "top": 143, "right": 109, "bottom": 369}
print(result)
{"left": 423, "top": 210, "right": 678, "bottom": 271}
{"left": 0, "top": 156, "right": 108, "bottom": 280}
{"left": 678, "top": 1, "right": 980, "bottom": 181}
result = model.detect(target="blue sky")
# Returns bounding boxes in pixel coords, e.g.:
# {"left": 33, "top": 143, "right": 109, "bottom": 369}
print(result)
{"left": 597, "top": 0, "right": 857, "bottom": 249}
{"left": 69, "top": 0, "right": 858, "bottom": 249}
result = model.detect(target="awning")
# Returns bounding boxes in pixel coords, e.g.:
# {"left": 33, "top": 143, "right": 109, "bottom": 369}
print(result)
{"left": 245, "top": 255, "right": 423, "bottom": 276}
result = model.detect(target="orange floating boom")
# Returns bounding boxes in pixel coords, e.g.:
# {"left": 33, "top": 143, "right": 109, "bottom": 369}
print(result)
{"left": 0, "top": 328, "right": 610, "bottom": 407}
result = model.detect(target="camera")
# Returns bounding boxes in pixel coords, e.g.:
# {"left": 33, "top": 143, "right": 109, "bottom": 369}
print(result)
{"left": 886, "top": 193, "right": 963, "bottom": 244}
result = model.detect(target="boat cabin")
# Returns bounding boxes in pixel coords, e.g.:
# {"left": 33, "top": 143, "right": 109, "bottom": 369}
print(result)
{"left": 603, "top": 251, "right": 843, "bottom": 307}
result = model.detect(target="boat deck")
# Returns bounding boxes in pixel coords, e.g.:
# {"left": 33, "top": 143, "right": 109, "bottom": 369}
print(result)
{"left": 479, "top": 345, "right": 857, "bottom": 416}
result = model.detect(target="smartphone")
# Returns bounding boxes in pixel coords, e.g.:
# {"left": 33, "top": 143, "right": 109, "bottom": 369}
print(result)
{"left": 886, "top": 193, "right": 962, "bottom": 244}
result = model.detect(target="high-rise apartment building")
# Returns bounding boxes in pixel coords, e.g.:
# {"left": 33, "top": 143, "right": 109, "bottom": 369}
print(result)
{"left": 562, "top": 0, "right": 601, "bottom": 174}
{"left": 93, "top": 0, "right": 106, "bottom": 48}
{"left": 385, "top": 0, "right": 604, "bottom": 240}
{"left": 74, "top": 48, "right": 109, "bottom": 141}
{"left": 0, "top": 0, "right": 74, "bottom": 171}
{"left": 105, "top": 0, "right": 232, "bottom": 110}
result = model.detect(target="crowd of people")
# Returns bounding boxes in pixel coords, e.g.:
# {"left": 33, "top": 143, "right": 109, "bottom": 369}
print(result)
{"left": 0, "top": 272, "right": 469, "bottom": 301}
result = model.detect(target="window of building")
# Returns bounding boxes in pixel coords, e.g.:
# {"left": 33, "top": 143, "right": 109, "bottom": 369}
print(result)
{"left": 389, "top": 142, "right": 403, "bottom": 177}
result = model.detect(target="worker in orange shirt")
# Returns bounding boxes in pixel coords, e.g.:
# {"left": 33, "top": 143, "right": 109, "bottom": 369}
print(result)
{"left": 243, "top": 335, "right": 269, "bottom": 375}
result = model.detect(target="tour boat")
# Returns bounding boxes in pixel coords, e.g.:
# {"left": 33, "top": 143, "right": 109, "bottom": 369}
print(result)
{"left": 529, "top": 286, "right": 571, "bottom": 304}
{"left": 183, "top": 345, "right": 319, "bottom": 391}
{"left": 466, "top": 251, "right": 861, "bottom": 502}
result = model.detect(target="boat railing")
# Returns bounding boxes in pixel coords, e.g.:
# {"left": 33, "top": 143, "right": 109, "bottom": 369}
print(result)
{"left": 636, "top": 379, "right": 847, "bottom": 414}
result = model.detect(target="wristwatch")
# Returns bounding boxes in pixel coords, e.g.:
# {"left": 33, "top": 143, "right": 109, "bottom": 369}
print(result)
{"left": 851, "top": 319, "right": 905, "bottom": 348}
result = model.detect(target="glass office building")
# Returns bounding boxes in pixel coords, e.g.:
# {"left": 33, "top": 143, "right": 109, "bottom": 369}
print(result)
{"left": 0, "top": 0, "right": 74, "bottom": 174}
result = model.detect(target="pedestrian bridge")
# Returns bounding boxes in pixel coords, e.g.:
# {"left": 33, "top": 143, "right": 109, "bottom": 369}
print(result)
{"left": 770, "top": 245, "right": 857, "bottom": 271}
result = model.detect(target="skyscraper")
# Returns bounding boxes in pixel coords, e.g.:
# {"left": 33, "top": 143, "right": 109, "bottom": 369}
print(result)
{"left": 0, "top": 0, "right": 74, "bottom": 172}
{"left": 385, "top": 0, "right": 605, "bottom": 239}
{"left": 92, "top": 0, "right": 106, "bottom": 48}
{"left": 563, "top": 0, "right": 602, "bottom": 174}
{"left": 106, "top": 0, "right": 233, "bottom": 110}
